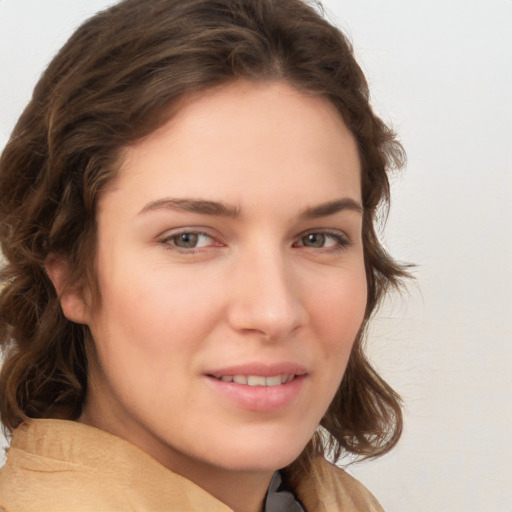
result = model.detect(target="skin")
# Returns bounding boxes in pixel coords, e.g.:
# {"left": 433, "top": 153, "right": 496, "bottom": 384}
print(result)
{"left": 54, "top": 80, "right": 367, "bottom": 512}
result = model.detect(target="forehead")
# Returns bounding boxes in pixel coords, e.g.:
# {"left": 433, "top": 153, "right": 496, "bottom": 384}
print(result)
{"left": 105, "top": 80, "right": 361, "bottom": 215}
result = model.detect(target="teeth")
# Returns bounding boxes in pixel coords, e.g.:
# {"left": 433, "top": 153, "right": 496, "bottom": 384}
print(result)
{"left": 247, "top": 375, "right": 266, "bottom": 386}
{"left": 265, "top": 375, "right": 282, "bottom": 386}
{"left": 218, "top": 374, "right": 296, "bottom": 386}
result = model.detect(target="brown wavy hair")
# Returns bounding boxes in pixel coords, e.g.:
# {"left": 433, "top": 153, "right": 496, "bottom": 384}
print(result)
{"left": 0, "top": 0, "right": 408, "bottom": 472}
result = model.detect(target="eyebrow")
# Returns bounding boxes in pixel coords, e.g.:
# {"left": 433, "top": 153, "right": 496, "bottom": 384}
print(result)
{"left": 138, "top": 197, "right": 362, "bottom": 218}
{"left": 299, "top": 198, "right": 363, "bottom": 219}
{"left": 139, "top": 198, "right": 241, "bottom": 217}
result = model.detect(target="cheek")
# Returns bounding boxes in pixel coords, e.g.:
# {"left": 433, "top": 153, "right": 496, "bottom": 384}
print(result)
{"left": 91, "top": 260, "right": 221, "bottom": 356}
{"left": 313, "top": 270, "right": 367, "bottom": 335}
{"left": 308, "top": 267, "right": 367, "bottom": 373}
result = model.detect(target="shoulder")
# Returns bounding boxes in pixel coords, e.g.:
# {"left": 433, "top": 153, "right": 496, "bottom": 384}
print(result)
{"left": 293, "top": 457, "right": 385, "bottom": 512}
{"left": 0, "top": 419, "right": 231, "bottom": 512}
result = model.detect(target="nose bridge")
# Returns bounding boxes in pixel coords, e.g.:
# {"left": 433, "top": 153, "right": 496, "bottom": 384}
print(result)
{"left": 228, "top": 241, "right": 307, "bottom": 339}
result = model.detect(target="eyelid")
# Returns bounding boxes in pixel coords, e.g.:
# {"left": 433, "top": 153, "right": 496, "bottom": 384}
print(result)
{"left": 158, "top": 227, "right": 223, "bottom": 251}
{"left": 294, "top": 229, "right": 352, "bottom": 249}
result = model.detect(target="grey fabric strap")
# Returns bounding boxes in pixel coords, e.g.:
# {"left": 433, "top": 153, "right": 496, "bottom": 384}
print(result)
{"left": 263, "top": 471, "right": 306, "bottom": 512}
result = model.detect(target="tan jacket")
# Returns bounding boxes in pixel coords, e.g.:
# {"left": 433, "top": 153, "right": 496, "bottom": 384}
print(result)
{"left": 0, "top": 420, "right": 384, "bottom": 512}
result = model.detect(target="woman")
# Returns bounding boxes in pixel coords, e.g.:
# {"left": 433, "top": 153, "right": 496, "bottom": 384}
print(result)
{"left": 0, "top": 0, "right": 407, "bottom": 510}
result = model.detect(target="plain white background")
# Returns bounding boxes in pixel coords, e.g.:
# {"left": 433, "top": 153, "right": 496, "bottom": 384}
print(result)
{"left": 1, "top": 1, "right": 511, "bottom": 511}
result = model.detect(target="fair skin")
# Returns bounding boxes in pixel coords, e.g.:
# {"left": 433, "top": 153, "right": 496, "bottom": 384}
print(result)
{"left": 51, "top": 80, "right": 367, "bottom": 512}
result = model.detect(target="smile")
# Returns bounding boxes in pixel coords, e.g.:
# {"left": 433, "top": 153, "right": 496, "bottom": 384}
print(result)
{"left": 206, "top": 371, "right": 307, "bottom": 412}
{"left": 215, "top": 374, "right": 298, "bottom": 386}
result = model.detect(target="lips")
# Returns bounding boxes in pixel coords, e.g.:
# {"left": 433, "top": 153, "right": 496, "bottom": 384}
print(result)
{"left": 216, "top": 374, "right": 298, "bottom": 386}
{"left": 205, "top": 363, "right": 308, "bottom": 412}
{"left": 207, "top": 362, "right": 307, "bottom": 378}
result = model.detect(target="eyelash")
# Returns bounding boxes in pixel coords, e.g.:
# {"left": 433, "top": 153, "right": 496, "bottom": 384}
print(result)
{"left": 294, "top": 230, "right": 352, "bottom": 251}
{"left": 159, "top": 229, "right": 352, "bottom": 254}
{"left": 159, "top": 231, "right": 218, "bottom": 254}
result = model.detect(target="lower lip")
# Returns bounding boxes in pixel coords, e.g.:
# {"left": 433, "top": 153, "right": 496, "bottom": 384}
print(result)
{"left": 204, "top": 375, "right": 306, "bottom": 413}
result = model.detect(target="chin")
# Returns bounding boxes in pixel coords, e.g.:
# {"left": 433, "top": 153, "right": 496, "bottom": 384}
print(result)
{"left": 208, "top": 434, "right": 312, "bottom": 473}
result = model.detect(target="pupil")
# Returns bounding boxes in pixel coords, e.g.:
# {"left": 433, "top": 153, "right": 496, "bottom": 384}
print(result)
{"left": 305, "top": 233, "right": 324, "bottom": 247}
{"left": 176, "top": 233, "right": 198, "bottom": 248}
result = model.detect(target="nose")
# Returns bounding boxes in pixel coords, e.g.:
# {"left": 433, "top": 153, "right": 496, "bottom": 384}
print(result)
{"left": 227, "top": 246, "right": 309, "bottom": 341}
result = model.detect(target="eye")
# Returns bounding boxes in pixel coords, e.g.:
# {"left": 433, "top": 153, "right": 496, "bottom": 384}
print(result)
{"left": 161, "top": 231, "right": 215, "bottom": 250}
{"left": 294, "top": 231, "right": 350, "bottom": 250}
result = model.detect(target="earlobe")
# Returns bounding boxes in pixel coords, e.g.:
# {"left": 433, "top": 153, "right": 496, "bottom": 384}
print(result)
{"left": 45, "top": 255, "right": 90, "bottom": 325}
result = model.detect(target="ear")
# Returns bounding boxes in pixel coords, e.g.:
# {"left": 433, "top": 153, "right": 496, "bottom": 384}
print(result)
{"left": 45, "top": 254, "right": 91, "bottom": 325}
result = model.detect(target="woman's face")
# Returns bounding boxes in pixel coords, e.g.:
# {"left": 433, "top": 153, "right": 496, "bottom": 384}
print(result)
{"left": 75, "top": 80, "right": 366, "bottom": 481}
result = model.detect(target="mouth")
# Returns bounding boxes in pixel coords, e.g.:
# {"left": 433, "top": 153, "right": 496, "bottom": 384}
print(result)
{"left": 204, "top": 363, "right": 308, "bottom": 411}
{"left": 211, "top": 374, "right": 303, "bottom": 386}
{"left": 205, "top": 371, "right": 307, "bottom": 412}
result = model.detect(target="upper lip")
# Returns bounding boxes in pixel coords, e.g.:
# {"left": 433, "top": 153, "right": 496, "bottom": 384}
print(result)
{"left": 206, "top": 362, "right": 308, "bottom": 378}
